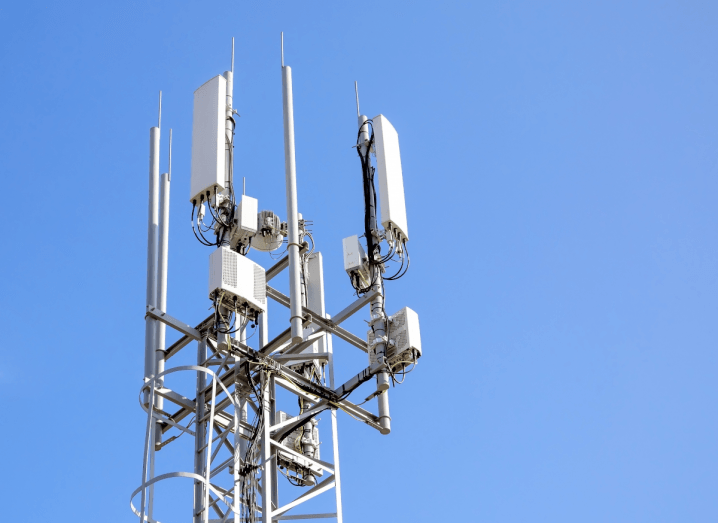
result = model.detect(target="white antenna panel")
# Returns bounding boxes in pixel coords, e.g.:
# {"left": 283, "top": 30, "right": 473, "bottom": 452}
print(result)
{"left": 190, "top": 75, "right": 227, "bottom": 203}
{"left": 373, "top": 114, "right": 409, "bottom": 241}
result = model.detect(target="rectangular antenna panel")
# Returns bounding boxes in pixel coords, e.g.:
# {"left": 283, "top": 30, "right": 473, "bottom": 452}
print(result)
{"left": 190, "top": 75, "right": 227, "bottom": 203}
{"left": 285, "top": 253, "right": 326, "bottom": 368}
{"left": 208, "top": 247, "right": 266, "bottom": 316}
{"left": 306, "top": 252, "right": 325, "bottom": 316}
{"left": 373, "top": 114, "right": 409, "bottom": 241}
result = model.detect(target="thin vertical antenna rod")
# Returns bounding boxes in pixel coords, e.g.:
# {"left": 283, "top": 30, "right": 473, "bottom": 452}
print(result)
{"left": 354, "top": 81, "right": 360, "bottom": 118}
{"left": 158, "top": 91, "right": 162, "bottom": 129}
{"left": 281, "top": 32, "right": 284, "bottom": 67}
{"left": 168, "top": 129, "right": 172, "bottom": 181}
{"left": 231, "top": 37, "right": 235, "bottom": 74}
{"left": 243, "top": 176, "right": 245, "bottom": 195}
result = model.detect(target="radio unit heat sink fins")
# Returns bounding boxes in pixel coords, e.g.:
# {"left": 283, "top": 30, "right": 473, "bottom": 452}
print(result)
{"left": 208, "top": 247, "right": 266, "bottom": 316}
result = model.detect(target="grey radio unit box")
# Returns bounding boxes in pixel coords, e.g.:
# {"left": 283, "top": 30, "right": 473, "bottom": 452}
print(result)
{"left": 368, "top": 306, "right": 421, "bottom": 370}
{"left": 208, "top": 247, "right": 267, "bottom": 317}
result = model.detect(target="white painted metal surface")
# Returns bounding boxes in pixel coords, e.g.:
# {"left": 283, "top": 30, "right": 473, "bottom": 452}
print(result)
{"left": 135, "top": 35, "right": 420, "bottom": 523}
{"left": 190, "top": 75, "right": 227, "bottom": 203}
{"left": 342, "top": 235, "right": 366, "bottom": 273}
{"left": 281, "top": 54, "right": 304, "bottom": 344}
{"left": 373, "top": 114, "right": 409, "bottom": 241}
{"left": 208, "top": 246, "right": 267, "bottom": 314}
{"left": 369, "top": 306, "right": 422, "bottom": 369}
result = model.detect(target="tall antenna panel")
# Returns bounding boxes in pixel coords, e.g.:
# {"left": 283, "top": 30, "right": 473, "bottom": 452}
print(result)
{"left": 190, "top": 75, "right": 227, "bottom": 203}
{"left": 373, "top": 114, "right": 409, "bottom": 241}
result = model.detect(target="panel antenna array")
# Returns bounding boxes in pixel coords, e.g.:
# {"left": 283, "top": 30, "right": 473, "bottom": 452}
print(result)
{"left": 132, "top": 36, "right": 421, "bottom": 523}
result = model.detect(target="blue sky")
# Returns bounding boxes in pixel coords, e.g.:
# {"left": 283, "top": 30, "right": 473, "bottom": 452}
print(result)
{"left": 1, "top": 1, "right": 718, "bottom": 522}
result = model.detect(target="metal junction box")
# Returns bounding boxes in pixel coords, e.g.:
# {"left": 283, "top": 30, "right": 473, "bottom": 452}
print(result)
{"left": 275, "top": 411, "right": 322, "bottom": 478}
{"left": 342, "top": 235, "right": 370, "bottom": 288}
{"left": 208, "top": 247, "right": 266, "bottom": 316}
{"left": 368, "top": 306, "right": 421, "bottom": 371}
{"left": 373, "top": 114, "right": 409, "bottom": 242}
{"left": 190, "top": 75, "right": 226, "bottom": 203}
{"left": 342, "top": 235, "right": 365, "bottom": 272}
{"left": 229, "top": 195, "right": 258, "bottom": 250}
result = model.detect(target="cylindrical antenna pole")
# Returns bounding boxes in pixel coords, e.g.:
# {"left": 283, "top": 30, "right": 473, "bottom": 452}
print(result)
{"left": 281, "top": 38, "right": 304, "bottom": 344}
{"left": 158, "top": 91, "right": 162, "bottom": 129}
{"left": 231, "top": 37, "right": 235, "bottom": 74}
{"left": 354, "top": 91, "right": 392, "bottom": 432}
{"left": 144, "top": 126, "right": 160, "bottom": 392}
{"left": 143, "top": 120, "right": 161, "bottom": 517}
{"left": 155, "top": 129, "right": 172, "bottom": 448}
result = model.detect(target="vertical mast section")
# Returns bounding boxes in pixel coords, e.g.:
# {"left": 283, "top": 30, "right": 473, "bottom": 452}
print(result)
{"left": 193, "top": 340, "right": 208, "bottom": 523}
{"left": 155, "top": 129, "right": 172, "bottom": 449}
{"left": 356, "top": 82, "right": 391, "bottom": 433}
{"left": 143, "top": 91, "right": 161, "bottom": 519}
{"left": 281, "top": 33, "right": 304, "bottom": 344}
{"left": 145, "top": 127, "right": 160, "bottom": 394}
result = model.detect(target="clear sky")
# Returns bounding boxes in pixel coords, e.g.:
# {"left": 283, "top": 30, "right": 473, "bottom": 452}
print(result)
{"left": 1, "top": 1, "right": 717, "bottom": 522}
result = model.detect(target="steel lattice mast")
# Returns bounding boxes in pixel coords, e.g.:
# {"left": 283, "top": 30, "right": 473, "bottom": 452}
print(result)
{"left": 131, "top": 35, "right": 421, "bottom": 523}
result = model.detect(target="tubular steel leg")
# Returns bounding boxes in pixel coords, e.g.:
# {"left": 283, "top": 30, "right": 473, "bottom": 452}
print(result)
{"left": 194, "top": 339, "right": 208, "bottom": 523}
{"left": 370, "top": 279, "right": 391, "bottom": 434}
{"left": 270, "top": 378, "right": 278, "bottom": 511}
{"left": 325, "top": 325, "right": 344, "bottom": 523}
{"left": 261, "top": 372, "right": 274, "bottom": 523}
{"left": 144, "top": 125, "right": 160, "bottom": 517}
{"left": 155, "top": 170, "right": 170, "bottom": 449}
{"left": 331, "top": 409, "right": 343, "bottom": 523}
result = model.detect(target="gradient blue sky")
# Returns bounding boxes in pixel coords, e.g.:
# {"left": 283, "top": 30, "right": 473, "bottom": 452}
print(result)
{"left": 1, "top": 1, "right": 718, "bottom": 522}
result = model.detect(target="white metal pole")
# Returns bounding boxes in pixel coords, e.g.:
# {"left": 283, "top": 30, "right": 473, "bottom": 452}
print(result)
{"left": 155, "top": 131, "right": 171, "bottom": 451}
{"left": 233, "top": 387, "right": 241, "bottom": 523}
{"left": 237, "top": 315, "right": 248, "bottom": 513}
{"left": 143, "top": 115, "right": 161, "bottom": 520}
{"left": 281, "top": 36, "right": 304, "bottom": 344}
{"left": 194, "top": 339, "right": 208, "bottom": 523}
{"left": 356, "top": 102, "right": 392, "bottom": 433}
{"left": 326, "top": 314, "right": 344, "bottom": 522}
{"left": 261, "top": 371, "right": 274, "bottom": 523}
{"left": 144, "top": 126, "right": 160, "bottom": 394}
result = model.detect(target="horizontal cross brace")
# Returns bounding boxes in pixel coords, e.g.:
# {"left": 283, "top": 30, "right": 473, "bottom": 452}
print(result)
{"left": 266, "top": 286, "right": 372, "bottom": 352}
{"left": 274, "top": 514, "right": 338, "bottom": 521}
{"left": 266, "top": 242, "right": 309, "bottom": 281}
{"left": 146, "top": 306, "right": 202, "bottom": 341}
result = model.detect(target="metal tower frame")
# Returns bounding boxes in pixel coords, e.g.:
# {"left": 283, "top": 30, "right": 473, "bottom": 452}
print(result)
{"left": 131, "top": 36, "right": 414, "bottom": 523}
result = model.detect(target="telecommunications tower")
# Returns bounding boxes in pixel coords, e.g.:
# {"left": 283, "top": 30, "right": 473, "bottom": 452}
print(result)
{"left": 132, "top": 36, "right": 421, "bottom": 523}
